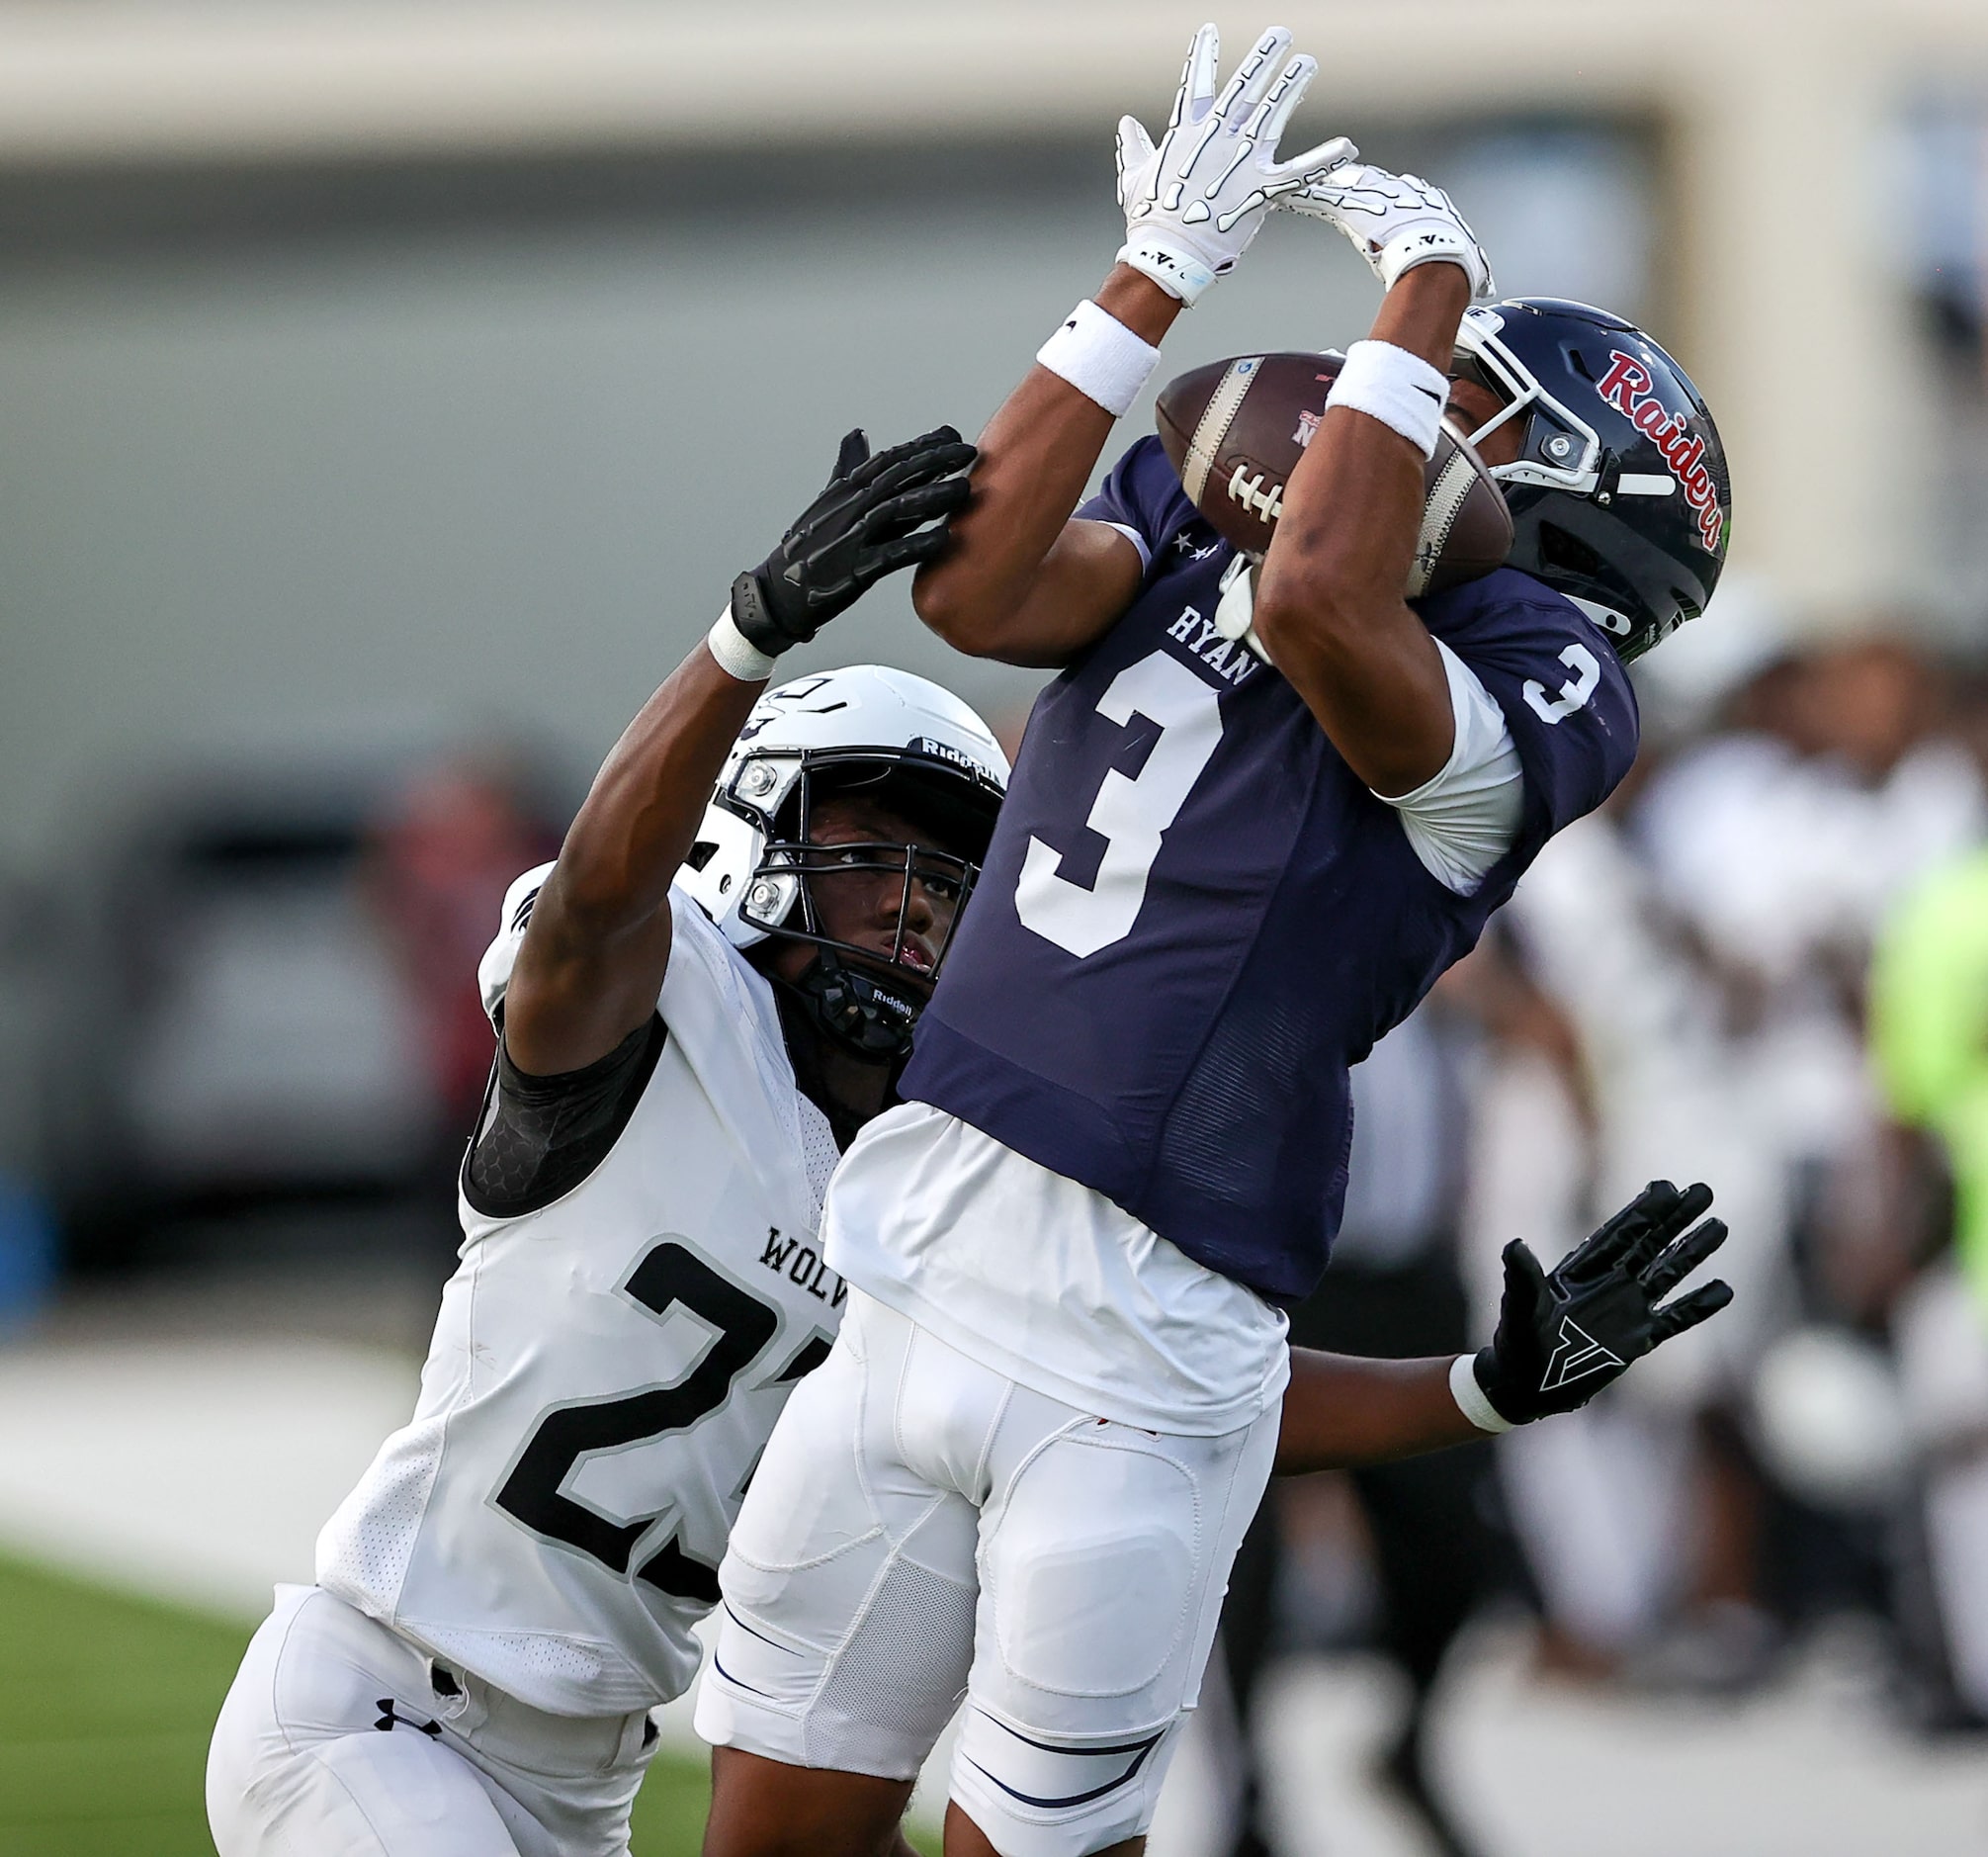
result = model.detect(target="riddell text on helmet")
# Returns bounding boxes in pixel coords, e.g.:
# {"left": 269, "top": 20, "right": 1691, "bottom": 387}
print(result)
{"left": 1596, "top": 351, "right": 1724, "bottom": 550}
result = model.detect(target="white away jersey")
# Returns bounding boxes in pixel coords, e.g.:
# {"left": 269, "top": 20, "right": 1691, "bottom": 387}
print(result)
{"left": 316, "top": 870, "right": 846, "bottom": 1718}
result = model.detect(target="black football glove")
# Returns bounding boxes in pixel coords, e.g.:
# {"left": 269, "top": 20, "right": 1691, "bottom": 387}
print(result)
{"left": 730, "top": 424, "right": 976, "bottom": 657}
{"left": 1473, "top": 1180, "right": 1734, "bottom": 1426}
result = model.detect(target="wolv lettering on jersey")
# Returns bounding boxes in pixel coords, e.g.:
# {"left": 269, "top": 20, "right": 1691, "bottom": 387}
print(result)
{"left": 902, "top": 436, "right": 1638, "bottom": 1305}
{"left": 316, "top": 884, "right": 838, "bottom": 1718}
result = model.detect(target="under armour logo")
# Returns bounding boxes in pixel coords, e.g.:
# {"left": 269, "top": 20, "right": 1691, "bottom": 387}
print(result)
{"left": 375, "top": 1699, "right": 442, "bottom": 1738}
{"left": 1540, "top": 1317, "right": 1623, "bottom": 1392}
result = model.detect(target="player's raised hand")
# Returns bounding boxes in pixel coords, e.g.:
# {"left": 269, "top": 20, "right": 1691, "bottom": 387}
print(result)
{"left": 1115, "top": 23, "right": 1355, "bottom": 307}
{"left": 1284, "top": 161, "right": 1495, "bottom": 300}
{"left": 1463, "top": 1180, "right": 1734, "bottom": 1427}
{"left": 729, "top": 425, "right": 976, "bottom": 656}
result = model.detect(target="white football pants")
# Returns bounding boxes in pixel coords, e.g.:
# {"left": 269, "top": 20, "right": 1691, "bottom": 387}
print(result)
{"left": 696, "top": 1289, "right": 1279, "bottom": 1857}
{"left": 207, "top": 1585, "right": 658, "bottom": 1857}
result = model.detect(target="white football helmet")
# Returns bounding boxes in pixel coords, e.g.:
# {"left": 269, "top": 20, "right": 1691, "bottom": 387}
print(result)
{"left": 678, "top": 664, "right": 1009, "bottom": 1058}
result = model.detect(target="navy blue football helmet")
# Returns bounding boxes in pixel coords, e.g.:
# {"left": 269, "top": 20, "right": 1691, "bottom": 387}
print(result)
{"left": 1452, "top": 298, "right": 1730, "bottom": 661}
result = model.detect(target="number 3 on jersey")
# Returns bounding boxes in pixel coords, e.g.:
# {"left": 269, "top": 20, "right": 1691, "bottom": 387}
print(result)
{"left": 1015, "top": 651, "right": 1224, "bottom": 958}
{"left": 1523, "top": 643, "right": 1600, "bottom": 725}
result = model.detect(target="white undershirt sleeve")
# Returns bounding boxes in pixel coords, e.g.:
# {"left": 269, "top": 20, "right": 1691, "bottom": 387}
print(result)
{"left": 1091, "top": 520, "right": 1152, "bottom": 573}
{"left": 1374, "top": 641, "right": 1523, "bottom": 895}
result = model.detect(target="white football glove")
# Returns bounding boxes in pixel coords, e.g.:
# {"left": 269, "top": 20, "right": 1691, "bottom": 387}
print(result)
{"left": 1116, "top": 23, "right": 1356, "bottom": 307}
{"left": 1286, "top": 161, "right": 1496, "bottom": 299}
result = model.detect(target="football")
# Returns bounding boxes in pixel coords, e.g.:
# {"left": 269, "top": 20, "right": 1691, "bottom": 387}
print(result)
{"left": 1155, "top": 351, "right": 1513, "bottom": 596}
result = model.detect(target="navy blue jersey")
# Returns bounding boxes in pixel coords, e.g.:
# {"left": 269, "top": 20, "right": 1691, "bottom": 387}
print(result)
{"left": 901, "top": 436, "right": 1638, "bottom": 1304}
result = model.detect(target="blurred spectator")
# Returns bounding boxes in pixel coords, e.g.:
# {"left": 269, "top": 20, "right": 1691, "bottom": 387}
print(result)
{"left": 1637, "top": 639, "right": 1979, "bottom": 1012}
{"left": 1871, "top": 841, "right": 1988, "bottom": 1725}
{"left": 1491, "top": 799, "right": 1793, "bottom": 1680}
{"left": 1471, "top": 624, "right": 1988, "bottom": 1702}
{"left": 363, "top": 756, "right": 562, "bottom": 1230}
{"left": 1875, "top": 847, "right": 1988, "bottom": 1295}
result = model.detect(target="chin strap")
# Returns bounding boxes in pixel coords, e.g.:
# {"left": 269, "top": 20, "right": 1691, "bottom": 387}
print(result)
{"left": 776, "top": 947, "right": 923, "bottom": 1065}
{"left": 769, "top": 955, "right": 919, "bottom": 1153}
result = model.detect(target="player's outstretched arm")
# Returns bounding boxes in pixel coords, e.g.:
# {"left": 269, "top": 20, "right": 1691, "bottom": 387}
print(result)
{"left": 1273, "top": 1351, "right": 1481, "bottom": 1471}
{"left": 1274, "top": 1181, "right": 1734, "bottom": 1474}
{"left": 1253, "top": 165, "right": 1494, "bottom": 797}
{"left": 911, "top": 265, "right": 1169, "bottom": 668}
{"left": 503, "top": 426, "right": 973, "bottom": 1076}
{"left": 916, "top": 23, "right": 1351, "bottom": 667}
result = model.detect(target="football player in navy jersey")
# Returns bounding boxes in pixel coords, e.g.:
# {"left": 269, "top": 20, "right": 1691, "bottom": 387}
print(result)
{"left": 697, "top": 25, "right": 1736, "bottom": 1857}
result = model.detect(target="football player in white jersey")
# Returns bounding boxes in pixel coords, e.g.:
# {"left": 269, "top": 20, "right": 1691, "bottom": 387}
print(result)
{"left": 205, "top": 422, "right": 1009, "bottom": 1857}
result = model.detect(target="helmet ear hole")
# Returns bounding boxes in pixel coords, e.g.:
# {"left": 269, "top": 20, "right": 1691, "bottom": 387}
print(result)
{"left": 684, "top": 840, "right": 719, "bottom": 872}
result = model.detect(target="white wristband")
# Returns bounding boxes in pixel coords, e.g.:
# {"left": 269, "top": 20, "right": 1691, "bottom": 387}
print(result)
{"left": 1450, "top": 1353, "right": 1514, "bottom": 1435}
{"left": 706, "top": 604, "right": 777, "bottom": 682}
{"left": 1325, "top": 339, "right": 1450, "bottom": 460}
{"left": 1036, "top": 300, "right": 1164, "bottom": 417}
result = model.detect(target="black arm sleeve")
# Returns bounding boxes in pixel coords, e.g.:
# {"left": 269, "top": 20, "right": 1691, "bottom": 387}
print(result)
{"left": 461, "top": 1015, "right": 667, "bottom": 1219}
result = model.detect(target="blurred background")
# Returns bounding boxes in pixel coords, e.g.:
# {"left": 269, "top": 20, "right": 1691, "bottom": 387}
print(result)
{"left": 5, "top": 1, "right": 1988, "bottom": 1852}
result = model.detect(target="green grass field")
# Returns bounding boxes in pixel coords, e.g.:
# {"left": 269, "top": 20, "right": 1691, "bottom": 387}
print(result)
{"left": 0, "top": 1551, "right": 716, "bottom": 1856}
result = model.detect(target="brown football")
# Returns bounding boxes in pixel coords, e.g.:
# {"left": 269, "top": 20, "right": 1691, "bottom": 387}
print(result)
{"left": 1154, "top": 351, "right": 1513, "bottom": 596}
